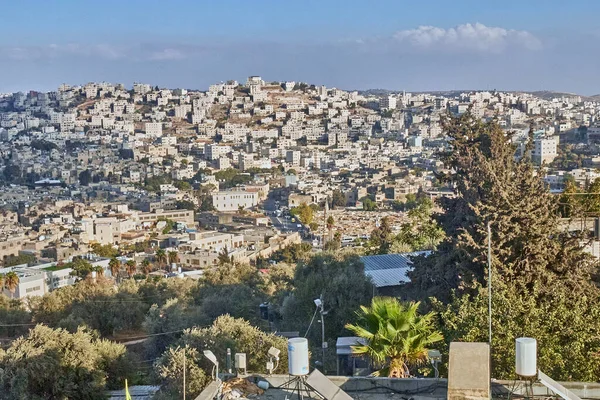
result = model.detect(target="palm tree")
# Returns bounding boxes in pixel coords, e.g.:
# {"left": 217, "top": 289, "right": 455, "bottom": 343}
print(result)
{"left": 155, "top": 249, "right": 167, "bottom": 268}
{"left": 93, "top": 265, "right": 104, "bottom": 277}
{"left": 108, "top": 257, "right": 121, "bottom": 281}
{"left": 125, "top": 260, "right": 137, "bottom": 277}
{"left": 141, "top": 259, "right": 152, "bottom": 276}
{"left": 345, "top": 297, "right": 443, "bottom": 378}
{"left": 168, "top": 250, "right": 179, "bottom": 265}
{"left": 0, "top": 274, "right": 4, "bottom": 291}
{"left": 4, "top": 272, "right": 19, "bottom": 299}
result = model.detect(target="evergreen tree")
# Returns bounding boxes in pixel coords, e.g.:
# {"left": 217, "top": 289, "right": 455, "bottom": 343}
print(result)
{"left": 408, "top": 112, "right": 600, "bottom": 380}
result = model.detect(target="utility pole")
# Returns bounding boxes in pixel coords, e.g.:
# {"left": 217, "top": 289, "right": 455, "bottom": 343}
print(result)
{"left": 487, "top": 222, "right": 492, "bottom": 346}
{"left": 183, "top": 347, "right": 186, "bottom": 400}
{"left": 319, "top": 294, "right": 326, "bottom": 371}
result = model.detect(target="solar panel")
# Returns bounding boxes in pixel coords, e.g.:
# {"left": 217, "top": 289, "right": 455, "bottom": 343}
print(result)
{"left": 305, "top": 369, "right": 353, "bottom": 400}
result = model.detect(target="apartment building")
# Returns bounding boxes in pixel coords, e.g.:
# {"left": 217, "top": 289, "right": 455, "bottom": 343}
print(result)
{"left": 212, "top": 191, "right": 259, "bottom": 212}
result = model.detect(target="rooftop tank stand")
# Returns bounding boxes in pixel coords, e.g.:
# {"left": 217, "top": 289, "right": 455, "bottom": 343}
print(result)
{"left": 280, "top": 338, "right": 320, "bottom": 400}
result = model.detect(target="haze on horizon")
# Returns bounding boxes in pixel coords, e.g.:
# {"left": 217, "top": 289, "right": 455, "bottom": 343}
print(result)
{"left": 1, "top": 0, "right": 599, "bottom": 95}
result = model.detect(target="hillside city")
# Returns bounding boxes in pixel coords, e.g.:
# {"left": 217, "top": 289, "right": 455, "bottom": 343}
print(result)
{"left": 1, "top": 78, "right": 598, "bottom": 282}
{"left": 2, "top": 76, "right": 600, "bottom": 399}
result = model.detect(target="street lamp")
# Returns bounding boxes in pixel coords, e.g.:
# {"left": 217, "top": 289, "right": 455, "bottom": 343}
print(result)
{"left": 204, "top": 350, "right": 219, "bottom": 381}
{"left": 314, "top": 295, "right": 326, "bottom": 371}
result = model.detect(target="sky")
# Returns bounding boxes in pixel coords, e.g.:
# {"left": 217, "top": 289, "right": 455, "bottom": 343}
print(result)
{"left": 1, "top": 0, "right": 599, "bottom": 94}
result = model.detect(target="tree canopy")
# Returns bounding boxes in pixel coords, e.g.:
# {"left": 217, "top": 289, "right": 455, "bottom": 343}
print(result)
{"left": 408, "top": 112, "right": 600, "bottom": 380}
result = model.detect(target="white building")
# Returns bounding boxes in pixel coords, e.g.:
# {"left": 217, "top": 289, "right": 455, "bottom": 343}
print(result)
{"left": 145, "top": 122, "right": 163, "bottom": 137}
{"left": 212, "top": 191, "right": 259, "bottom": 212}
{"left": 379, "top": 96, "right": 397, "bottom": 110}
{"left": 532, "top": 137, "right": 558, "bottom": 164}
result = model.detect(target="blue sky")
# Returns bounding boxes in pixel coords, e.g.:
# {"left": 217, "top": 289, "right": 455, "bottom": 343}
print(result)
{"left": 1, "top": 0, "right": 599, "bottom": 93}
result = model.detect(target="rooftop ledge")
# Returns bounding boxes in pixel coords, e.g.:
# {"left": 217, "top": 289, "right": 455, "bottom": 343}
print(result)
{"left": 195, "top": 375, "right": 600, "bottom": 400}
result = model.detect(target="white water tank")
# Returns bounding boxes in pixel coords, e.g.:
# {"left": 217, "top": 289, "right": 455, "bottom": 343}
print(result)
{"left": 288, "top": 337, "right": 309, "bottom": 376}
{"left": 515, "top": 337, "right": 537, "bottom": 377}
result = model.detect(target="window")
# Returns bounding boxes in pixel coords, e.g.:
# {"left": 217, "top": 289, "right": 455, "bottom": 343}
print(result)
{"left": 26, "top": 286, "right": 41, "bottom": 293}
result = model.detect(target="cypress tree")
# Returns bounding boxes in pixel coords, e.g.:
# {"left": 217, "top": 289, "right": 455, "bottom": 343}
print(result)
{"left": 409, "top": 112, "right": 600, "bottom": 380}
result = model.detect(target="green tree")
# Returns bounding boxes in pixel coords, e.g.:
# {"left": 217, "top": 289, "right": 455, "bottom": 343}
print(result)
{"left": 280, "top": 252, "right": 372, "bottom": 342}
{"left": 345, "top": 297, "right": 443, "bottom": 378}
{"left": 182, "top": 315, "right": 289, "bottom": 374}
{"left": 92, "top": 243, "right": 119, "bottom": 258}
{"left": 4, "top": 272, "right": 19, "bottom": 298}
{"left": 155, "top": 249, "right": 167, "bottom": 268}
{"left": 141, "top": 259, "right": 152, "bottom": 275}
{"left": 154, "top": 346, "right": 209, "bottom": 400}
{"left": 290, "top": 203, "right": 314, "bottom": 225}
{"left": 4, "top": 253, "right": 36, "bottom": 267}
{"left": 0, "top": 325, "right": 132, "bottom": 399}
{"left": 175, "top": 200, "right": 196, "bottom": 210}
{"left": 367, "top": 217, "right": 393, "bottom": 254}
{"left": 78, "top": 169, "right": 92, "bottom": 186}
{"left": 125, "top": 260, "right": 137, "bottom": 277}
{"left": 168, "top": 251, "right": 179, "bottom": 265}
{"left": 69, "top": 258, "right": 95, "bottom": 280}
{"left": 331, "top": 190, "right": 346, "bottom": 208}
{"left": 173, "top": 180, "right": 192, "bottom": 191}
{"left": 0, "top": 296, "right": 32, "bottom": 338}
{"left": 409, "top": 112, "right": 600, "bottom": 380}
{"left": 108, "top": 258, "right": 121, "bottom": 281}
{"left": 362, "top": 197, "right": 377, "bottom": 211}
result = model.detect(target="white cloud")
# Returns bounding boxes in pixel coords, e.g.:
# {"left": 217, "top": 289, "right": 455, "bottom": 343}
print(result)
{"left": 392, "top": 23, "right": 542, "bottom": 53}
{"left": 1, "top": 43, "right": 125, "bottom": 60}
{"left": 147, "top": 48, "right": 186, "bottom": 61}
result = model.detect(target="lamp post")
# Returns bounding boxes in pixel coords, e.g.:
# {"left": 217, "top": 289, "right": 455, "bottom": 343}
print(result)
{"left": 314, "top": 295, "right": 326, "bottom": 371}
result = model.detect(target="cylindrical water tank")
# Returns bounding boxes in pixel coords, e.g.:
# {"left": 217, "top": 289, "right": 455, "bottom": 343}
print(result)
{"left": 288, "top": 337, "right": 309, "bottom": 376}
{"left": 515, "top": 337, "right": 537, "bottom": 377}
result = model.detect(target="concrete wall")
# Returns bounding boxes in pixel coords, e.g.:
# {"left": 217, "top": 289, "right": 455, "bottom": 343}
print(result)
{"left": 195, "top": 374, "right": 600, "bottom": 400}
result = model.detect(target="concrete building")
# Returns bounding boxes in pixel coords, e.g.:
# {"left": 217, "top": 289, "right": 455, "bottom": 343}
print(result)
{"left": 145, "top": 122, "right": 163, "bottom": 137}
{"left": 532, "top": 137, "right": 558, "bottom": 164}
{"left": 212, "top": 191, "right": 259, "bottom": 212}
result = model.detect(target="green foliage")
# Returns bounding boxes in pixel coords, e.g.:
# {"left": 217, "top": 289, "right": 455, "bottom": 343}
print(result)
{"left": 361, "top": 197, "right": 377, "bottom": 211}
{"left": 290, "top": 202, "right": 314, "bottom": 225}
{"left": 409, "top": 113, "right": 600, "bottom": 380}
{"left": 154, "top": 346, "right": 209, "bottom": 400}
{"left": 159, "top": 218, "right": 176, "bottom": 234}
{"left": 367, "top": 217, "right": 393, "bottom": 255}
{"left": 68, "top": 257, "right": 95, "bottom": 279}
{"left": 144, "top": 174, "right": 172, "bottom": 192}
{"left": 214, "top": 168, "right": 252, "bottom": 189}
{"left": 280, "top": 252, "right": 372, "bottom": 343}
{"left": 331, "top": 189, "right": 346, "bottom": 208}
{"left": 0, "top": 325, "right": 132, "bottom": 399}
{"left": 0, "top": 296, "right": 32, "bottom": 338}
{"left": 394, "top": 199, "right": 444, "bottom": 252}
{"left": 173, "top": 180, "right": 192, "bottom": 191}
{"left": 346, "top": 297, "right": 443, "bottom": 378}
{"left": 92, "top": 243, "right": 119, "bottom": 258}
{"left": 193, "top": 263, "right": 263, "bottom": 325}
{"left": 176, "top": 200, "right": 196, "bottom": 210}
{"left": 29, "top": 280, "right": 147, "bottom": 337}
{"left": 30, "top": 139, "right": 58, "bottom": 151}
{"left": 78, "top": 169, "right": 92, "bottom": 186}
{"left": 144, "top": 298, "right": 197, "bottom": 359}
{"left": 182, "top": 315, "right": 289, "bottom": 374}
{"left": 268, "top": 242, "right": 312, "bottom": 264}
{"left": 558, "top": 177, "right": 600, "bottom": 218}
{"left": 3, "top": 253, "right": 36, "bottom": 267}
